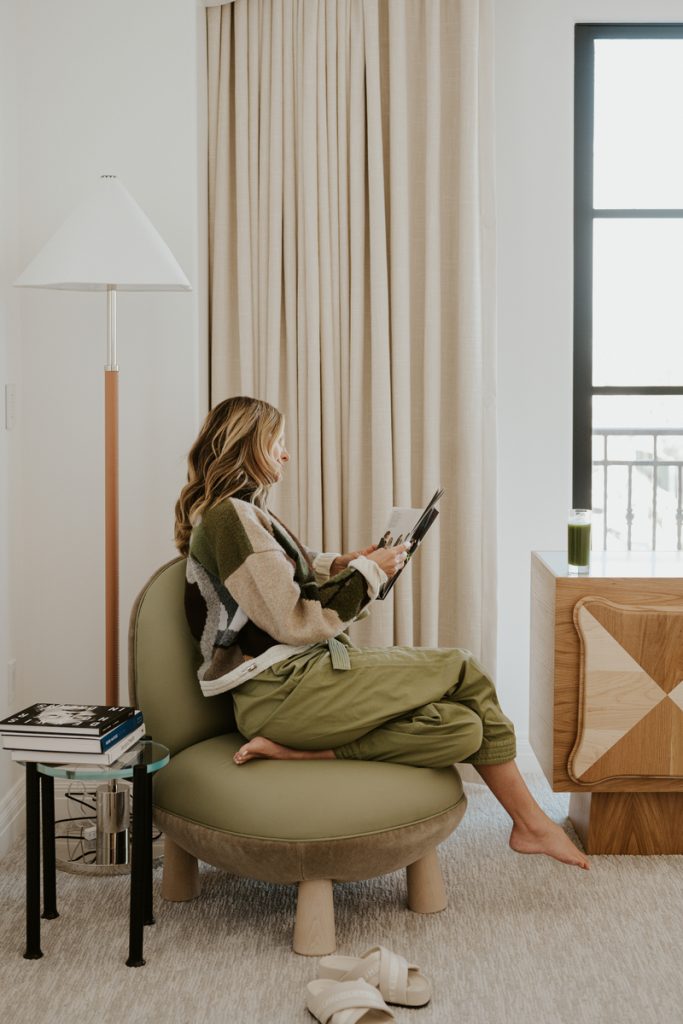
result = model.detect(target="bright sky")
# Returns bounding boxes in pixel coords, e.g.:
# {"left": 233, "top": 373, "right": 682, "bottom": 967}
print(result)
{"left": 593, "top": 39, "right": 683, "bottom": 208}
{"left": 592, "top": 40, "right": 683, "bottom": 392}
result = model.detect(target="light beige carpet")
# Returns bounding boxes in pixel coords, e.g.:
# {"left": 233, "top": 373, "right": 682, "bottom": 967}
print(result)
{"left": 1, "top": 774, "right": 682, "bottom": 1024}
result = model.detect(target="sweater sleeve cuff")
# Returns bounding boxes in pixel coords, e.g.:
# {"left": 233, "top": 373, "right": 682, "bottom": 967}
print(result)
{"left": 348, "top": 555, "right": 388, "bottom": 600}
{"left": 312, "top": 551, "right": 341, "bottom": 582}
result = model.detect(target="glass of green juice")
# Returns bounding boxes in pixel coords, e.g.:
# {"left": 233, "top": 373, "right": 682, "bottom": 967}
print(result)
{"left": 568, "top": 509, "right": 591, "bottom": 574}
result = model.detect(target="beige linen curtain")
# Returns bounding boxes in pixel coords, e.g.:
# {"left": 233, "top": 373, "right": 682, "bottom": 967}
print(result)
{"left": 207, "top": 0, "right": 497, "bottom": 666}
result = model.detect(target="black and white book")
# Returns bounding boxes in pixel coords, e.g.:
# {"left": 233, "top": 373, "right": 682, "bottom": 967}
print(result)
{"left": 376, "top": 488, "right": 443, "bottom": 600}
{"left": 1, "top": 711, "right": 144, "bottom": 753}
{"left": 0, "top": 703, "right": 138, "bottom": 737}
{"left": 9, "top": 724, "right": 146, "bottom": 765}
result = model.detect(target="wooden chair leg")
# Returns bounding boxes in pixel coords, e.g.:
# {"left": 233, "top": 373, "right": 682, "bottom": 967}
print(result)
{"left": 406, "top": 848, "right": 447, "bottom": 913}
{"left": 293, "top": 879, "right": 336, "bottom": 956}
{"left": 161, "top": 836, "right": 201, "bottom": 902}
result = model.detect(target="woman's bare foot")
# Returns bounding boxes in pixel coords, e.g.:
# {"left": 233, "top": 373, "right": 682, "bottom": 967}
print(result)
{"left": 474, "top": 760, "right": 589, "bottom": 870}
{"left": 509, "top": 818, "right": 590, "bottom": 870}
{"left": 233, "top": 736, "right": 335, "bottom": 765}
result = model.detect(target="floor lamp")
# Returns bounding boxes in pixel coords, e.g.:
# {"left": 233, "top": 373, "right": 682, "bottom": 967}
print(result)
{"left": 16, "top": 175, "right": 191, "bottom": 706}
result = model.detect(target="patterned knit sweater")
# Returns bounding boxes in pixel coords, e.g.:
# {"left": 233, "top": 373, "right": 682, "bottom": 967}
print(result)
{"left": 185, "top": 497, "right": 383, "bottom": 695}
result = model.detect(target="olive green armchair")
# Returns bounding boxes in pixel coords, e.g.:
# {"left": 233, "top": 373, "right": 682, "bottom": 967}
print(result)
{"left": 128, "top": 558, "right": 467, "bottom": 955}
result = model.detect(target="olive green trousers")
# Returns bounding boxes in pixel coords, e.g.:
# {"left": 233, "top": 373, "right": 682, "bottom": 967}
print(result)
{"left": 232, "top": 638, "right": 516, "bottom": 770}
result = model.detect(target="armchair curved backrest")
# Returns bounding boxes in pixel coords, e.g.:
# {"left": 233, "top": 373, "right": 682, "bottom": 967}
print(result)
{"left": 128, "top": 557, "right": 236, "bottom": 756}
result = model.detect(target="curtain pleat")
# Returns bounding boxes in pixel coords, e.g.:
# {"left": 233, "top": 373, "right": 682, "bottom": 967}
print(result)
{"left": 207, "top": 0, "right": 497, "bottom": 666}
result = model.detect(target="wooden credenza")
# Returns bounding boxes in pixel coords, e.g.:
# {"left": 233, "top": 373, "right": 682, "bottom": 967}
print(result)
{"left": 530, "top": 551, "right": 683, "bottom": 854}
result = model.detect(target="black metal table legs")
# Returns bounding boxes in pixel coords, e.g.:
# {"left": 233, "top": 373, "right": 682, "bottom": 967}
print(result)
{"left": 24, "top": 768, "right": 59, "bottom": 959}
{"left": 126, "top": 762, "right": 155, "bottom": 966}
{"left": 144, "top": 768, "right": 155, "bottom": 926}
{"left": 24, "top": 762, "right": 156, "bottom": 968}
{"left": 24, "top": 764, "right": 43, "bottom": 959}
{"left": 41, "top": 773, "right": 58, "bottom": 920}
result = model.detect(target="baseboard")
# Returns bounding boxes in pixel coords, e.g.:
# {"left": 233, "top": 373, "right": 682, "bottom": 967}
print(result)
{"left": 0, "top": 777, "right": 24, "bottom": 861}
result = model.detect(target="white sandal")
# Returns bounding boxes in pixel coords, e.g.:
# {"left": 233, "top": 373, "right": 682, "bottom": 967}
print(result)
{"left": 317, "top": 945, "right": 431, "bottom": 1007}
{"left": 306, "top": 978, "right": 395, "bottom": 1024}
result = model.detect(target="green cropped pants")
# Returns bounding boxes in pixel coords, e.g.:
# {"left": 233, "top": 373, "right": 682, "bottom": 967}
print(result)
{"left": 232, "top": 638, "right": 516, "bottom": 770}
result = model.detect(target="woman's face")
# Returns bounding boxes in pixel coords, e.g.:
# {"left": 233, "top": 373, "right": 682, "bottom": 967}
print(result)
{"left": 271, "top": 429, "right": 289, "bottom": 481}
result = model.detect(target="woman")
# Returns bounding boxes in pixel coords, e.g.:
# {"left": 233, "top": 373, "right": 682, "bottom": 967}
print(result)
{"left": 175, "top": 396, "right": 589, "bottom": 870}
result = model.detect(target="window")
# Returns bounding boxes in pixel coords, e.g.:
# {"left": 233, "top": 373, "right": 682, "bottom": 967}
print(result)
{"left": 574, "top": 24, "right": 683, "bottom": 551}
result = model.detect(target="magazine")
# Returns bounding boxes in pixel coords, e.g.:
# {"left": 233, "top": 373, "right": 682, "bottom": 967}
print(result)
{"left": 0, "top": 703, "right": 138, "bottom": 736}
{"left": 376, "top": 488, "right": 443, "bottom": 599}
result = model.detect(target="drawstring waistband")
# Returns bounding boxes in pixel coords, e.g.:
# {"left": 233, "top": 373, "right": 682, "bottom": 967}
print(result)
{"left": 327, "top": 636, "right": 351, "bottom": 670}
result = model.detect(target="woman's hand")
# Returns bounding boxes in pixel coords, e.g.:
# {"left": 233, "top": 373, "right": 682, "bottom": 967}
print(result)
{"left": 366, "top": 543, "right": 411, "bottom": 579}
{"left": 330, "top": 545, "right": 378, "bottom": 576}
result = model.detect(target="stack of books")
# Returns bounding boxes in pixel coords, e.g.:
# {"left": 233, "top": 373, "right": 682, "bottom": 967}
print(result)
{"left": 0, "top": 703, "right": 145, "bottom": 765}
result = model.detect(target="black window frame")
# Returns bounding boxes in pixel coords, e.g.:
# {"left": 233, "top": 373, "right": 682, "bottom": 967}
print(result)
{"left": 573, "top": 23, "right": 683, "bottom": 510}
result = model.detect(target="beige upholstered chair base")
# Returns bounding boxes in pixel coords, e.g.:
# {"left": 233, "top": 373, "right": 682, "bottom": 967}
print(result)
{"left": 130, "top": 559, "right": 468, "bottom": 956}
{"left": 158, "top": 825, "right": 458, "bottom": 956}
{"left": 155, "top": 800, "right": 465, "bottom": 955}
{"left": 154, "top": 800, "right": 465, "bottom": 885}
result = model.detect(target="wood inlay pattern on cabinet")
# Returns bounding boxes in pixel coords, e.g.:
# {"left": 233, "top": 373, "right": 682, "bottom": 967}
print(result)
{"left": 530, "top": 554, "right": 683, "bottom": 794}
{"left": 530, "top": 553, "right": 683, "bottom": 852}
{"left": 569, "top": 599, "right": 683, "bottom": 784}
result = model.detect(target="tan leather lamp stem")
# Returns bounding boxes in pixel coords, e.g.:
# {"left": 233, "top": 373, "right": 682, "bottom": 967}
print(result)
{"left": 105, "top": 368, "right": 119, "bottom": 704}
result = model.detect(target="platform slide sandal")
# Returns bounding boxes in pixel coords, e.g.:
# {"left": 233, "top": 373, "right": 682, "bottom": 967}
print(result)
{"left": 317, "top": 945, "right": 431, "bottom": 1008}
{"left": 306, "top": 978, "right": 395, "bottom": 1024}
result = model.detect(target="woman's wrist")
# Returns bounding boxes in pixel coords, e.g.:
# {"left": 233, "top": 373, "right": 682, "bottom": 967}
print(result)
{"left": 331, "top": 545, "right": 377, "bottom": 576}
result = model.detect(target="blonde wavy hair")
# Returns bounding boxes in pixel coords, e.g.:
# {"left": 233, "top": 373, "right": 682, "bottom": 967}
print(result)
{"left": 174, "top": 396, "right": 285, "bottom": 556}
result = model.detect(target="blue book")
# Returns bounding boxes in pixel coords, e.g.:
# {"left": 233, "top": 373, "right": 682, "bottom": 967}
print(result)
{"left": 100, "top": 713, "right": 145, "bottom": 751}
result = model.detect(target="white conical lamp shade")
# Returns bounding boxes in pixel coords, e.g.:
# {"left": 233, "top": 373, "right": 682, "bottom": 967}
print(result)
{"left": 14, "top": 175, "right": 191, "bottom": 292}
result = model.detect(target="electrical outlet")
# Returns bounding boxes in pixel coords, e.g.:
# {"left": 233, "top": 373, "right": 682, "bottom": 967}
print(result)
{"left": 7, "top": 659, "right": 16, "bottom": 708}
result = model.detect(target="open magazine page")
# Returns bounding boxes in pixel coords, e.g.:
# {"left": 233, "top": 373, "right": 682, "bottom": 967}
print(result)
{"left": 376, "top": 488, "right": 443, "bottom": 599}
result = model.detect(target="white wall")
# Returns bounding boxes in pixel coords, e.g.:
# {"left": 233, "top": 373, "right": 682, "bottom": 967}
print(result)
{"left": 0, "top": 0, "right": 206, "bottom": 832}
{"left": 0, "top": 0, "right": 23, "bottom": 853}
{"left": 494, "top": 0, "right": 683, "bottom": 766}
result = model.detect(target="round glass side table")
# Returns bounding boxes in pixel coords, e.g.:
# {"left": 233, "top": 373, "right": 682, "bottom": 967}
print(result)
{"left": 22, "top": 740, "right": 169, "bottom": 967}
